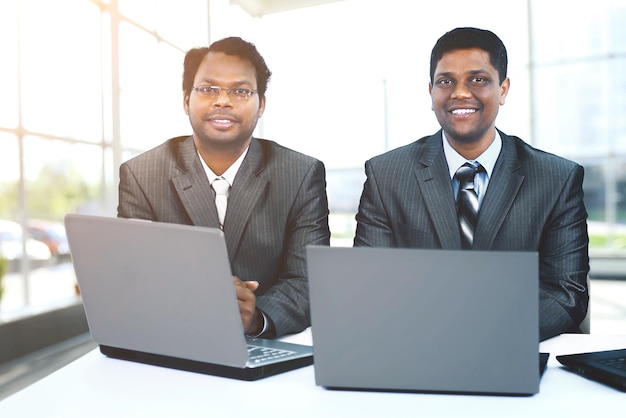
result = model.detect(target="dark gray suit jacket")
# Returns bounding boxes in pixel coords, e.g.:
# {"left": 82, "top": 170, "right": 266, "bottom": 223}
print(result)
{"left": 118, "top": 136, "right": 330, "bottom": 336}
{"left": 354, "top": 130, "right": 589, "bottom": 341}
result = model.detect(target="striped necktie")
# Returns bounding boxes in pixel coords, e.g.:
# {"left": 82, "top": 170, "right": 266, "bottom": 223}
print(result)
{"left": 455, "top": 162, "right": 481, "bottom": 249}
{"left": 211, "top": 177, "right": 230, "bottom": 228}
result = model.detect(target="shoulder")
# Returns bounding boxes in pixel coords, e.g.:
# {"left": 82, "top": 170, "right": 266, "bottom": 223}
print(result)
{"left": 254, "top": 138, "right": 323, "bottom": 169}
{"left": 250, "top": 139, "right": 326, "bottom": 192}
{"left": 367, "top": 133, "right": 440, "bottom": 167}
{"left": 500, "top": 131, "right": 582, "bottom": 172}
{"left": 122, "top": 136, "right": 191, "bottom": 167}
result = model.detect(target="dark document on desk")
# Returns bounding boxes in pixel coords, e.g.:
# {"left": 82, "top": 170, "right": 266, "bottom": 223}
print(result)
{"left": 65, "top": 214, "right": 312, "bottom": 381}
{"left": 557, "top": 349, "right": 626, "bottom": 391}
{"left": 307, "top": 246, "right": 540, "bottom": 396}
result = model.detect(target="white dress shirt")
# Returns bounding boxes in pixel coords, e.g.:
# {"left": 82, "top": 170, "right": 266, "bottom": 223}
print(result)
{"left": 442, "top": 130, "right": 502, "bottom": 208}
{"left": 197, "top": 145, "right": 270, "bottom": 338}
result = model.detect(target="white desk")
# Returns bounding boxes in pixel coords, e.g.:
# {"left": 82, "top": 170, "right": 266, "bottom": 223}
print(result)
{"left": 1, "top": 331, "right": 624, "bottom": 417}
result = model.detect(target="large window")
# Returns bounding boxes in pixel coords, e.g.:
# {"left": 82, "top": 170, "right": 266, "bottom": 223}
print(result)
{"left": 530, "top": 0, "right": 626, "bottom": 250}
{"left": 0, "top": 0, "right": 208, "bottom": 319}
{"left": 1, "top": 0, "right": 624, "bottom": 320}
{"left": 234, "top": 0, "right": 626, "bottom": 251}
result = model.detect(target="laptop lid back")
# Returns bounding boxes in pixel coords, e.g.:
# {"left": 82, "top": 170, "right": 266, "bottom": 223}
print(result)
{"left": 307, "top": 246, "right": 539, "bottom": 395}
{"left": 65, "top": 214, "right": 249, "bottom": 368}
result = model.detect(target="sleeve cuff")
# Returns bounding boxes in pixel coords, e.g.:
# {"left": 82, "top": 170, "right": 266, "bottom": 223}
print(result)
{"left": 245, "top": 309, "right": 270, "bottom": 339}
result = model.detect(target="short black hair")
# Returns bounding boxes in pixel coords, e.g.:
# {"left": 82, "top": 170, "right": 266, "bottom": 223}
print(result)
{"left": 182, "top": 37, "right": 272, "bottom": 99}
{"left": 430, "top": 27, "right": 508, "bottom": 85}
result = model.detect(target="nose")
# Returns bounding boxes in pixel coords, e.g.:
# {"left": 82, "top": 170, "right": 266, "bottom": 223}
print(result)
{"left": 213, "top": 89, "right": 233, "bottom": 107}
{"left": 451, "top": 82, "right": 472, "bottom": 99}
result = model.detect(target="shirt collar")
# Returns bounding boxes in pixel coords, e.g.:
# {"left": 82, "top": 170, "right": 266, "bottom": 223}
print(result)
{"left": 442, "top": 130, "right": 502, "bottom": 179}
{"left": 198, "top": 146, "right": 249, "bottom": 186}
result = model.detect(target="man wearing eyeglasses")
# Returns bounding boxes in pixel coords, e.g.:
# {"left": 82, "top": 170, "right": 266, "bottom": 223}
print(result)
{"left": 118, "top": 37, "right": 330, "bottom": 338}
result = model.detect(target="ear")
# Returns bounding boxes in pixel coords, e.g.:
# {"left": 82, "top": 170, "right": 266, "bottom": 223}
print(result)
{"left": 428, "top": 82, "right": 434, "bottom": 111}
{"left": 257, "top": 96, "right": 266, "bottom": 118}
{"left": 183, "top": 93, "right": 190, "bottom": 115}
{"left": 499, "top": 78, "right": 510, "bottom": 106}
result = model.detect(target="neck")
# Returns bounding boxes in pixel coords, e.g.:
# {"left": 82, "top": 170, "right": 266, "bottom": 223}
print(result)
{"left": 194, "top": 138, "right": 250, "bottom": 176}
{"left": 446, "top": 130, "right": 496, "bottom": 161}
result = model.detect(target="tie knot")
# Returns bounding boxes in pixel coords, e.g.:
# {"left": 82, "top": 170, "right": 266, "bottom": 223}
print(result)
{"left": 212, "top": 177, "right": 230, "bottom": 196}
{"left": 455, "top": 162, "right": 480, "bottom": 185}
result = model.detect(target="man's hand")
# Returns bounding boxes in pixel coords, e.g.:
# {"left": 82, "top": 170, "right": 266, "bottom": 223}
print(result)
{"left": 233, "top": 277, "right": 262, "bottom": 335}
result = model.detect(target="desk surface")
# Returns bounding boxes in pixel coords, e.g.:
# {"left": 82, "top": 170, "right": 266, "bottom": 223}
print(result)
{"left": 1, "top": 331, "right": 625, "bottom": 417}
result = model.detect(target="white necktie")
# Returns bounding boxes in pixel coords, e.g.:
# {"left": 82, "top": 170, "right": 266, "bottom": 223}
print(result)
{"left": 212, "top": 177, "right": 230, "bottom": 228}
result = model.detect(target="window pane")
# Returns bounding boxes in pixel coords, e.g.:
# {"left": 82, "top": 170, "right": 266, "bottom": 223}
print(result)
{"left": 610, "top": 0, "right": 626, "bottom": 53}
{"left": 0, "top": 1, "right": 18, "bottom": 129}
{"left": 0, "top": 133, "right": 20, "bottom": 219}
{"left": 119, "top": 22, "right": 187, "bottom": 150}
{"left": 22, "top": 136, "right": 103, "bottom": 219}
{"left": 531, "top": 0, "right": 626, "bottom": 255}
{"left": 618, "top": 159, "right": 626, "bottom": 226}
{"left": 582, "top": 161, "right": 607, "bottom": 223}
{"left": 118, "top": 22, "right": 159, "bottom": 149}
{"left": 531, "top": 0, "right": 610, "bottom": 62}
{"left": 119, "top": 0, "right": 208, "bottom": 50}
{"left": 613, "top": 58, "right": 626, "bottom": 153}
{"left": 119, "top": 0, "right": 157, "bottom": 31}
{"left": 0, "top": 137, "right": 105, "bottom": 316}
{"left": 0, "top": 135, "right": 25, "bottom": 317}
{"left": 2, "top": 0, "right": 211, "bottom": 318}
{"left": 156, "top": 0, "right": 209, "bottom": 49}
{"left": 20, "top": 0, "right": 102, "bottom": 141}
{"left": 155, "top": 42, "right": 190, "bottom": 139}
{"left": 583, "top": 158, "right": 626, "bottom": 250}
{"left": 533, "top": 61, "right": 609, "bottom": 157}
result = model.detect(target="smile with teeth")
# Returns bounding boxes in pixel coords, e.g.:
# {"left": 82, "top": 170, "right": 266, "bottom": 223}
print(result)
{"left": 451, "top": 108, "right": 476, "bottom": 115}
{"left": 209, "top": 118, "right": 235, "bottom": 128}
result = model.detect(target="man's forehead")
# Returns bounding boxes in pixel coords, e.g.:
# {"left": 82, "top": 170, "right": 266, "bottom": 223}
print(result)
{"left": 435, "top": 49, "right": 495, "bottom": 72}
{"left": 196, "top": 52, "right": 257, "bottom": 82}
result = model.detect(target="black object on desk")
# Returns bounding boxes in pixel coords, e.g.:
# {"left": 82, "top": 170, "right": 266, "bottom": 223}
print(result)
{"left": 557, "top": 348, "right": 626, "bottom": 392}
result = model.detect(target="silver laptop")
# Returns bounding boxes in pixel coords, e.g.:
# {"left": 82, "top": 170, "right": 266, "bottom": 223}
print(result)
{"left": 64, "top": 214, "right": 312, "bottom": 381}
{"left": 307, "top": 245, "right": 540, "bottom": 395}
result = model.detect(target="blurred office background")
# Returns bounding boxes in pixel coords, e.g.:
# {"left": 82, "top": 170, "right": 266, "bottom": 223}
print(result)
{"left": 1, "top": 0, "right": 625, "bottom": 388}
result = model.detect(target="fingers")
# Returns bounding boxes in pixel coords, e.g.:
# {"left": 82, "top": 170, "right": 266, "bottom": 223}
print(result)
{"left": 245, "top": 280, "right": 259, "bottom": 291}
{"left": 233, "top": 277, "right": 260, "bottom": 333}
{"left": 233, "top": 277, "right": 259, "bottom": 297}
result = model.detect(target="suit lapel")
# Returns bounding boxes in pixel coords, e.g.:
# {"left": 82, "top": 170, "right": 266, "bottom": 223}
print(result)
{"left": 473, "top": 133, "right": 524, "bottom": 250}
{"left": 415, "top": 133, "right": 462, "bottom": 249}
{"left": 170, "top": 136, "right": 221, "bottom": 228}
{"left": 223, "top": 139, "right": 268, "bottom": 258}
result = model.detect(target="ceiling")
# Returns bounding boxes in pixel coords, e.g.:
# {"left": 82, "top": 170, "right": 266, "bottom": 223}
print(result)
{"left": 229, "top": 0, "right": 345, "bottom": 17}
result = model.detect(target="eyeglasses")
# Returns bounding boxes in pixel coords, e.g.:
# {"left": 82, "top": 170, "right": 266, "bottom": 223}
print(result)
{"left": 192, "top": 85, "right": 258, "bottom": 100}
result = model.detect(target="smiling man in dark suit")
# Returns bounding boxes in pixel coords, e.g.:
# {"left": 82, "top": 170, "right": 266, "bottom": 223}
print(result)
{"left": 118, "top": 37, "right": 330, "bottom": 338}
{"left": 354, "top": 27, "right": 589, "bottom": 341}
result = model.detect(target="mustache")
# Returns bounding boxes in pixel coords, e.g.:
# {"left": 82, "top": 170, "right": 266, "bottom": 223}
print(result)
{"left": 205, "top": 110, "right": 240, "bottom": 122}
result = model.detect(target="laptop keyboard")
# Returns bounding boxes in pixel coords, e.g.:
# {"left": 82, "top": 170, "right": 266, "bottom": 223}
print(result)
{"left": 598, "top": 356, "right": 626, "bottom": 370}
{"left": 247, "top": 345, "right": 296, "bottom": 364}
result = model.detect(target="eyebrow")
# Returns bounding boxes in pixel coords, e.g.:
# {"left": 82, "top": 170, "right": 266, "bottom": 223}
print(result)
{"left": 435, "top": 69, "right": 491, "bottom": 79}
{"left": 197, "top": 78, "right": 254, "bottom": 87}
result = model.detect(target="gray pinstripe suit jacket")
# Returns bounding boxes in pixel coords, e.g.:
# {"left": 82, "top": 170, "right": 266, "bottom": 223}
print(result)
{"left": 118, "top": 136, "right": 330, "bottom": 336}
{"left": 354, "top": 130, "right": 589, "bottom": 341}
